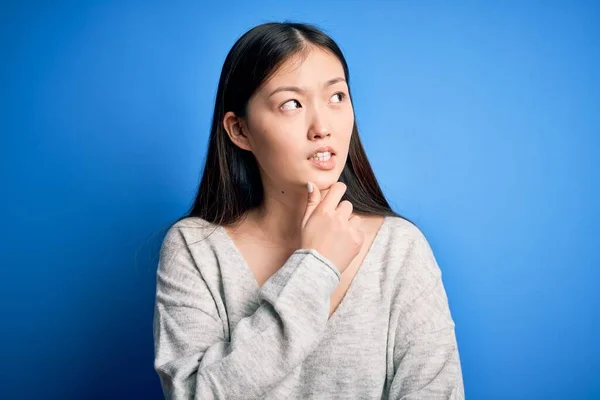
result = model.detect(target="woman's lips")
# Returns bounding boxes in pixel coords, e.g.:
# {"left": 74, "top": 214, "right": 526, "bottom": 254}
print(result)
{"left": 308, "top": 154, "right": 336, "bottom": 170}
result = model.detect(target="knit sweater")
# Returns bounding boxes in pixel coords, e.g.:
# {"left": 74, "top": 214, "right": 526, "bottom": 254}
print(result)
{"left": 153, "top": 215, "right": 464, "bottom": 399}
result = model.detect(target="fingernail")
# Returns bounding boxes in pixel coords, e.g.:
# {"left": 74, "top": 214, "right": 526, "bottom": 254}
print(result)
{"left": 307, "top": 182, "right": 313, "bottom": 193}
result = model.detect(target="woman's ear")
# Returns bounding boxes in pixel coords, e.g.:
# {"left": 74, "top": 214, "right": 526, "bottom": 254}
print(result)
{"left": 223, "top": 111, "right": 252, "bottom": 152}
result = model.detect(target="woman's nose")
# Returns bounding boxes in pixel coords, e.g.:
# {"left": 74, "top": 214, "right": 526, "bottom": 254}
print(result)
{"left": 307, "top": 108, "right": 331, "bottom": 139}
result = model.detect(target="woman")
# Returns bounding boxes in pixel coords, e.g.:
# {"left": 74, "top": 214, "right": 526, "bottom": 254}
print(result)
{"left": 153, "top": 22, "right": 464, "bottom": 399}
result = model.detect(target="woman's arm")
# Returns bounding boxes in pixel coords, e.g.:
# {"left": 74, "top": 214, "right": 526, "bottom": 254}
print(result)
{"left": 387, "top": 230, "right": 464, "bottom": 399}
{"left": 153, "top": 226, "right": 341, "bottom": 400}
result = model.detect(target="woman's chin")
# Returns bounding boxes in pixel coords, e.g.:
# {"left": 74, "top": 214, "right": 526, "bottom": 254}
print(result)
{"left": 308, "top": 176, "right": 341, "bottom": 190}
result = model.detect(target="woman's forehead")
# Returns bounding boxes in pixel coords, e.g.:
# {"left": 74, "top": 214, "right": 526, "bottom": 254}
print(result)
{"left": 258, "top": 53, "right": 344, "bottom": 98}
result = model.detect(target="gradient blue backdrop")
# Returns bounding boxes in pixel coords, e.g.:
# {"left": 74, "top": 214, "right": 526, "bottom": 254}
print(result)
{"left": 2, "top": 1, "right": 598, "bottom": 399}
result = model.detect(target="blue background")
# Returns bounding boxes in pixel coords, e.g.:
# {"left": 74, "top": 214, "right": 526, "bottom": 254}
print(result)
{"left": 2, "top": 1, "right": 598, "bottom": 399}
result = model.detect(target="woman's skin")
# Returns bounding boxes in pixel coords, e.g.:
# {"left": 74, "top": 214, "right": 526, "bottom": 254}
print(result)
{"left": 223, "top": 44, "right": 358, "bottom": 247}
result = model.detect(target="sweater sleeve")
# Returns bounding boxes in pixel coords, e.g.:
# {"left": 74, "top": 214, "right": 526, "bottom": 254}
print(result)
{"left": 387, "top": 229, "right": 465, "bottom": 399}
{"left": 152, "top": 226, "right": 341, "bottom": 400}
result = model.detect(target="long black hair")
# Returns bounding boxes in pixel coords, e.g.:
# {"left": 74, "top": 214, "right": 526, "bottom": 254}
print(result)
{"left": 177, "top": 21, "right": 413, "bottom": 227}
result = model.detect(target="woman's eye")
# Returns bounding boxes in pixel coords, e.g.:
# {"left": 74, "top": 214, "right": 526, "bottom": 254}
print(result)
{"left": 281, "top": 99, "right": 301, "bottom": 110}
{"left": 280, "top": 93, "right": 346, "bottom": 110}
{"left": 331, "top": 92, "right": 346, "bottom": 103}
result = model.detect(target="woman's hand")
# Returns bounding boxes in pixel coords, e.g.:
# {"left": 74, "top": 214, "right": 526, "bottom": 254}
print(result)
{"left": 300, "top": 181, "right": 365, "bottom": 273}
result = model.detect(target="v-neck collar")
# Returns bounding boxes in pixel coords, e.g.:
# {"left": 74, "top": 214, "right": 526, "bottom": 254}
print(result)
{"left": 216, "top": 216, "right": 390, "bottom": 324}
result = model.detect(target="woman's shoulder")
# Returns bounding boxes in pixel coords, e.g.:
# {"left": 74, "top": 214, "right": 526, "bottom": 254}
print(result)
{"left": 169, "top": 216, "right": 216, "bottom": 230}
{"left": 380, "top": 215, "right": 442, "bottom": 281}
{"left": 383, "top": 215, "right": 429, "bottom": 245}
{"left": 160, "top": 216, "right": 222, "bottom": 252}
{"left": 155, "top": 217, "right": 229, "bottom": 279}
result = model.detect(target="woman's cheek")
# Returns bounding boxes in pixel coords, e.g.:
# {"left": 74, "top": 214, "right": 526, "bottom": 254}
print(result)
{"left": 343, "top": 109, "right": 355, "bottom": 133}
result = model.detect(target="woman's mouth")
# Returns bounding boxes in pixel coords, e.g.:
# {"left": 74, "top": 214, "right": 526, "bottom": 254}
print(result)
{"left": 308, "top": 152, "right": 336, "bottom": 170}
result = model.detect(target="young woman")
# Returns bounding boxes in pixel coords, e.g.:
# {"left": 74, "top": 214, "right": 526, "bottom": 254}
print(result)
{"left": 153, "top": 22, "right": 464, "bottom": 399}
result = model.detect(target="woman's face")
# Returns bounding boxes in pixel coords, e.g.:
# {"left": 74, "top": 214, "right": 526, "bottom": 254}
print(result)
{"left": 227, "top": 45, "right": 354, "bottom": 193}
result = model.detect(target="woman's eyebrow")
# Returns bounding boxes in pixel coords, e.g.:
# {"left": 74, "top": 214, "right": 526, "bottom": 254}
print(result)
{"left": 267, "top": 77, "right": 346, "bottom": 98}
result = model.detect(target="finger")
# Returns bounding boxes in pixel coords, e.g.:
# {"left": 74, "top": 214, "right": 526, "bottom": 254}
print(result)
{"left": 319, "top": 182, "right": 347, "bottom": 212}
{"left": 336, "top": 200, "right": 353, "bottom": 220}
{"left": 302, "top": 181, "right": 321, "bottom": 228}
